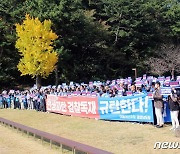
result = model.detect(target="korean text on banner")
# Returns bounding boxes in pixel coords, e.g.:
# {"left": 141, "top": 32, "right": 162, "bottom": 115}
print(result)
{"left": 46, "top": 95, "right": 100, "bottom": 119}
{"left": 98, "top": 94, "right": 154, "bottom": 122}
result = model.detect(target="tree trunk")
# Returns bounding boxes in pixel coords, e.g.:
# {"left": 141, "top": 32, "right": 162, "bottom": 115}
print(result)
{"left": 114, "top": 26, "right": 119, "bottom": 44}
{"left": 171, "top": 68, "right": 175, "bottom": 80}
{"left": 36, "top": 75, "right": 41, "bottom": 90}
{"left": 55, "top": 66, "right": 59, "bottom": 87}
{"left": 0, "top": 47, "right": 3, "bottom": 59}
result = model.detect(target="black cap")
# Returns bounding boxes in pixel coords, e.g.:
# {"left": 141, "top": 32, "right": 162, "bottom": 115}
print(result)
{"left": 175, "top": 88, "right": 180, "bottom": 97}
{"left": 155, "top": 81, "right": 161, "bottom": 86}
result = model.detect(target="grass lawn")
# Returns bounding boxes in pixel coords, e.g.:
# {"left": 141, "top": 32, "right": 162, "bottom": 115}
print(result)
{"left": 0, "top": 109, "right": 180, "bottom": 154}
{"left": 0, "top": 124, "right": 60, "bottom": 154}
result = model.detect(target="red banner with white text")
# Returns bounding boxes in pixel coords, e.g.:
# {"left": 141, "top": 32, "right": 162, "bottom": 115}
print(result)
{"left": 46, "top": 95, "right": 100, "bottom": 119}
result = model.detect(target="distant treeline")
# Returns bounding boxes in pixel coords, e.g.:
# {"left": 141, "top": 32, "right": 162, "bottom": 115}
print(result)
{"left": 0, "top": 0, "right": 180, "bottom": 87}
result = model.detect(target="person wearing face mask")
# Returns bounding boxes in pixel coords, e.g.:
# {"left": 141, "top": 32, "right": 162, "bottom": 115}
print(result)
{"left": 153, "top": 81, "right": 164, "bottom": 128}
{"left": 168, "top": 88, "right": 180, "bottom": 130}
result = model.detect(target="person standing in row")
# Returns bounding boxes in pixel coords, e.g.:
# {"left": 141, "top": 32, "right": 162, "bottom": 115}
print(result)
{"left": 168, "top": 88, "right": 180, "bottom": 130}
{"left": 153, "top": 81, "right": 164, "bottom": 128}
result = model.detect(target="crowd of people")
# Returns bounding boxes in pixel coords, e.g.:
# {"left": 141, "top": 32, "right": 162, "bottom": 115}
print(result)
{"left": 0, "top": 89, "right": 46, "bottom": 112}
{"left": 0, "top": 75, "right": 180, "bottom": 130}
{"left": 0, "top": 75, "right": 154, "bottom": 111}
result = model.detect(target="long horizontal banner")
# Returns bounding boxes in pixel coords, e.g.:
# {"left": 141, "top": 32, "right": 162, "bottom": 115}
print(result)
{"left": 98, "top": 94, "right": 154, "bottom": 122}
{"left": 46, "top": 94, "right": 171, "bottom": 123}
{"left": 46, "top": 95, "right": 100, "bottom": 119}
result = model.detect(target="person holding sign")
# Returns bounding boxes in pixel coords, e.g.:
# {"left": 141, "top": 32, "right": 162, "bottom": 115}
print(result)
{"left": 153, "top": 81, "right": 164, "bottom": 128}
{"left": 168, "top": 88, "right": 180, "bottom": 130}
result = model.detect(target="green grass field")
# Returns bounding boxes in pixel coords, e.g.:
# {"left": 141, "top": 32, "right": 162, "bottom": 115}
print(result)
{"left": 0, "top": 124, "right": 61, "bottom": 154}
{"left": 0, "top": 109, "right": 180, "bottom": 154}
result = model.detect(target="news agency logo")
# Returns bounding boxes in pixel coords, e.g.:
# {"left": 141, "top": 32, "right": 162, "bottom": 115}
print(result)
{"left": 154, "top": 142, "right": 180, "bottom": 149}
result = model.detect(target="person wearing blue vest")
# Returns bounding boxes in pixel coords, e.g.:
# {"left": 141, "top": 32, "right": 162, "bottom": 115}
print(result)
{"left": 6, "top": 95, "right": 11, "bottom": 108}
{"left": 2, "top": 95, "right": 7, "bottom": 109}
{"left": 35, "top": 92, "right": 40, "bottom": 111}
{"left": 0, "top": 94, "right": 3, "bottom": 108}
{"left": 39, "top": 92, "right": 45, "bottom": 112}
{"left": 23, "top": 93, "right": 28, "bottom": 109}
{"left": 14, "top": 93, "right": 20, "bottom": 109}
{"left": 10, "top": 94, "right": 15, "bottom": 109}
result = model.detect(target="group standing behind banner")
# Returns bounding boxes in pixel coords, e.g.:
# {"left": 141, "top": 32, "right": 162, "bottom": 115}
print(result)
{"left": 0, "top": 75, "right": 180, "bottom": 130}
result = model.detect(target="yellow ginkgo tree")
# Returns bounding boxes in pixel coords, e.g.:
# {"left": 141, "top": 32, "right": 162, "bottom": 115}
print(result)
{"left": 15, "top": 14, "right": 58, "bottom": 89}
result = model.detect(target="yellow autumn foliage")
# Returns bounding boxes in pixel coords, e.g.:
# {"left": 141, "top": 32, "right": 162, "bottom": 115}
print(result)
{"left": 15, "top": 14, "right": 58, "bottom": 78}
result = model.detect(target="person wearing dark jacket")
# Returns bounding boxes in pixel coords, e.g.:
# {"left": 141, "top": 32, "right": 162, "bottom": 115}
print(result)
{"left": 168, "top": 88, "right": 179, "bottom": 130}
{"left": 153, "top": 81, "right": 164, "bottom": 128}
